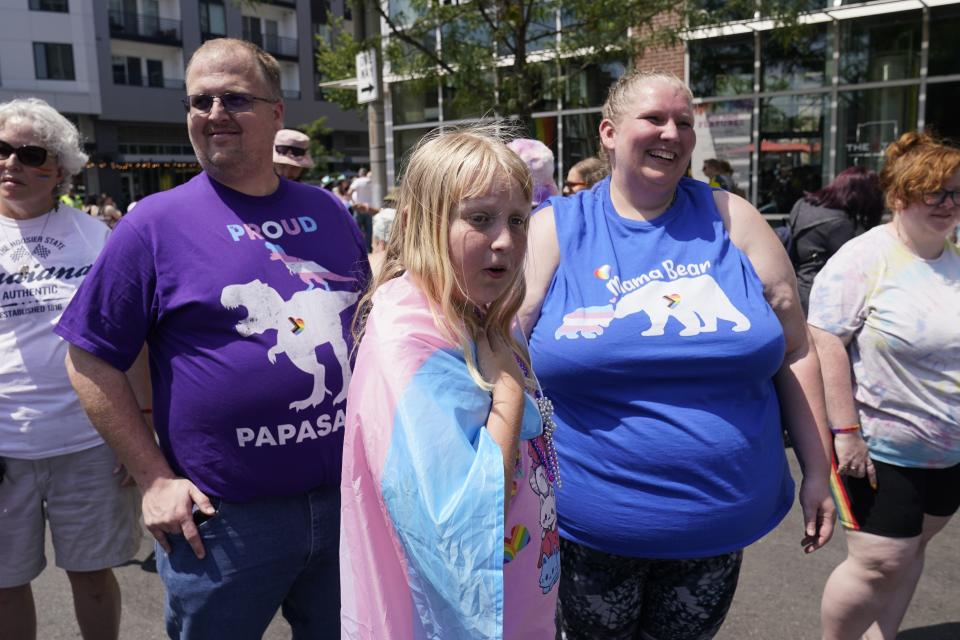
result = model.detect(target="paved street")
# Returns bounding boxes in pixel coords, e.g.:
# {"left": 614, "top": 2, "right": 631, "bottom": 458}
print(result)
{"left": 33, "top": 453, "right": 958, "bottom": 639}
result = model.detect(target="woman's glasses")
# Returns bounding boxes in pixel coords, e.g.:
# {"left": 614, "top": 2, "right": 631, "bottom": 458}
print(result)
{"left": 921, "top": 190, "right": 960, "bottom": 207}
{"left": 275, "top": 145, "right": 308, "bottom": 157}
{"left": 0, "top": 140, "right": 49, "bottom": 168}
{"left": 182, "top": 92, "right": 278, "bottom": 114}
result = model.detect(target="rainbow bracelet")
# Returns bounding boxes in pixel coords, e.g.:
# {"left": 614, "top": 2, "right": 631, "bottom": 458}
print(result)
{"left": 831, "top": 424, "right": 860, "bottom": 435}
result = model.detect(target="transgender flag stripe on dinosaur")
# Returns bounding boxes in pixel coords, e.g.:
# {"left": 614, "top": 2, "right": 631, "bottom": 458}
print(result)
{"left": 340, "top": 277, "right": 507, "bottom": 639}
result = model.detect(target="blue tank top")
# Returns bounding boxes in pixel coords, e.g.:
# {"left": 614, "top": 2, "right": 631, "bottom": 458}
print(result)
{"left": 530, "top": 177, "right": 794, "bottom": 558}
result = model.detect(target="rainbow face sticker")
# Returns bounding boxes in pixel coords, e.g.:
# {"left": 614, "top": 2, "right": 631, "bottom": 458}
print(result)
{"left": 594, "top": 264, "right": 612, "bottom": 280}
{"left": 663, "top": 294, "right": 681, "bottom": 308}
{"left": 289, "top": 317, "right": 305, "bottom": 334}
{"left": 503, "top": 524, "right": 531, "bottom": 563}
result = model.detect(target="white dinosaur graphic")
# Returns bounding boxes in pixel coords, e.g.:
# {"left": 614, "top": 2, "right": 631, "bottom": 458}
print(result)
{"left": 220, "top": 279, "right": 359, "bottom": 410}
{"left": 555, "top": 274, "right": 751, "bottom": 340}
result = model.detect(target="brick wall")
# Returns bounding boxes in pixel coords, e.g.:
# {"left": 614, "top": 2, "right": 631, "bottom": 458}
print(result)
{"left": 632, "top": 14, "right": 686, "bottom": 79}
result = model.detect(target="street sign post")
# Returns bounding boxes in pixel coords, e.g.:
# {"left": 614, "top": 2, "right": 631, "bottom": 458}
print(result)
{"left": 355, "top": 49, "right": 379, "bottom": 105}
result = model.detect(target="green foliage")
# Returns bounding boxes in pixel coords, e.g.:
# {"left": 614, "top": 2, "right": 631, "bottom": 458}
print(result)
{"left": 292, "top": 116, "right": 341, "bottom": 179}
{"left": 316, "top": 0, "right": 814, "bottom": 121}
{"left": 315, "top": 16, "right": 365, "bottom": 112}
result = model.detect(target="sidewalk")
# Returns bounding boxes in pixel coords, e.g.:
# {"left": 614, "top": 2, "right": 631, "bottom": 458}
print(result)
{"left": 32, "top": 453, "right": 958, "bottom": 639}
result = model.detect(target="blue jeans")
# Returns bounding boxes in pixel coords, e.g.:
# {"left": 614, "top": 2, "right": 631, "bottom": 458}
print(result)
{"left": 156, "top": 486, "right": 340, "bottom": 639}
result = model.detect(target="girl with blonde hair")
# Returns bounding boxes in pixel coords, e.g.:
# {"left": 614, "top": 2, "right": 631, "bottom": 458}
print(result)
{"left": 341, "top": 125, "right": 560, "bottom": 639}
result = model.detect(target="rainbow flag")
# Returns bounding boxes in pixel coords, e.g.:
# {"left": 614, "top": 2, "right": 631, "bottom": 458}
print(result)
{"left": 828, "top": 454, "right": 860, "bottom": 531}
{"left": 341, "top": 274, "right": 545, "bottom": 639}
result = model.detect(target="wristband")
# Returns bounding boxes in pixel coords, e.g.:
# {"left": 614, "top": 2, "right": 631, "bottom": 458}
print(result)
{"left": 831, "top": 424, "right": 860, "bottom": 435}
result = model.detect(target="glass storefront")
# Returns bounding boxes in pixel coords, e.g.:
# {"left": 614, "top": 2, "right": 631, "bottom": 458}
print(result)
{"left": 393, "top": 126, "right": 436, "bottom": 177}
{"left": 689, "top": 35, "right": 754, "bottom": 98}
{"left": 383, "top": 4, "right": 955, "bottom": 210}
{"left": 693, "top": 100, "right": 754, "bottom": 197}
{"left": 928, "top": 5, "right": 960, "bottom": 77}
{"left": 391, "top": 80, "right": 439, "bottom": 126}
{"left": 926, "top": 82, "right": 960, "bottom": 142}
{"left": 837, "top": 86, "right": 918, "bottom": 173}
{"left": 839, "top": 11, "right": 921, "bottom": 85}
{"left": 561, "top": 112, "right": 603, "bottom": 172}
{"left": 758, "top": 94, "right": 828, "bottom": 212}
{"left": 760, "top": 26, "right": 829, "bottom": 92}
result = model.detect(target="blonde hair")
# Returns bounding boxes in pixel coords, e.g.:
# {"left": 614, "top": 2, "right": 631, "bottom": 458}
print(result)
{"left": 0, "top": 98, "right": 88, "bottom": 198}
{"left": 354, "top": 123, "right": 533, "bottom": 389}
{"left": 602, "top": 69, "right": 693, "bottom": 125}
{"left": 186, "top": 38, "right": 282, "bottom": 100}
{"left": 880, "top": 131, "right": 960, "bottom": 212}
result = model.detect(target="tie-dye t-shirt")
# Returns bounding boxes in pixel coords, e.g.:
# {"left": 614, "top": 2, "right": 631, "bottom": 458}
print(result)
{"left": 808, "top": 225, "right": 960, "bottom": 468}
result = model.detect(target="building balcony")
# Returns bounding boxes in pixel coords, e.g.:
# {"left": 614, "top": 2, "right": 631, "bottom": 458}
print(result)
{"left": 114, "top": 76, "right": 185, "bottom": 90}
{"left": 109, "top": 10, "right": 182, "bottom": 45}
{"left": 242, "top": 30, "right": 298, "bottom": 59}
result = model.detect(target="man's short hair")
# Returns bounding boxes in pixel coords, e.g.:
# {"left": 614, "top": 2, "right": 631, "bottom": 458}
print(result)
{"left": 186, "top": 38, "right": 282, "bottom": 100}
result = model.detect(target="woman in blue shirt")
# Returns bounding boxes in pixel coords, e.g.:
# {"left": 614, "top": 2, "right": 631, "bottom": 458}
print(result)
{"left": 519, "top": 70, "right": 836, "bottom": 639}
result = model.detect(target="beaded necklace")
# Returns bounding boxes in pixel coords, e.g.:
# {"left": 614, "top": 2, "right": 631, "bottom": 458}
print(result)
{"left": 514, "top": 355, "right": 561, "bottom": 489}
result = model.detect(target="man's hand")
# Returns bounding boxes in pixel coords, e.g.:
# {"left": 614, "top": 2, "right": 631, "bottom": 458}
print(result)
{"left": 798, "top": 474, "right": 835, "bottom": 554}
{"left": 143, "top": 477, "right": 215, "bottom": 559}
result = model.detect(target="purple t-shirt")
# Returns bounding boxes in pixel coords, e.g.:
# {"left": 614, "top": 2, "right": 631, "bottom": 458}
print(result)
{"left": 55, "top": 173, "right": 369, "bottom": 502}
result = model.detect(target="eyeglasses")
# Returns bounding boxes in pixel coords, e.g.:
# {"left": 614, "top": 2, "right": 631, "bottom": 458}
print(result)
{"left": 563, "top": 181, "right": 588, "bottom": 190}
{"left": 181, "top": 92, "right": 278, "bottom": 114}
{"left": 0, "top": 139, "right": 49, "bottom": 168}
{"left": 921, "top": 190, "right": 960, "bottom": 207}
{"left": 275, "top": 145, "right": 308, "bottom": 157}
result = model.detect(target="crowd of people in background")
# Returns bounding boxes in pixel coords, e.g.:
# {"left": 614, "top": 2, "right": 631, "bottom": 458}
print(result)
{"left": 1, "top": 36, "right": 957, "bottom": 640}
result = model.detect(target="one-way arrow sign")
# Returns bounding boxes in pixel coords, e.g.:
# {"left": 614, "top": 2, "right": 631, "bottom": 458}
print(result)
{"left": 355, "top": 49, "right": 379, "bottom": 104}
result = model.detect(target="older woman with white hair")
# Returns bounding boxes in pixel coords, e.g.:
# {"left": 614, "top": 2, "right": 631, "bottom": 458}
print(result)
{"left": 0, "top": 98, "right": 143, "bottom": 640}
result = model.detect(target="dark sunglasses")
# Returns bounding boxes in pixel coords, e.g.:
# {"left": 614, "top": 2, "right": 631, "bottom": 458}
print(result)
{"left": 0, "top": 140, "right": 49, "bottom": 168}
{"left": 921, "top": 190, "right": 960, "bottom": 207}
{"left": 275, "top": 145, "right": 308, "bottom": 157}
{"left": 181, "top": 92, "right": 278, "bottom": 114}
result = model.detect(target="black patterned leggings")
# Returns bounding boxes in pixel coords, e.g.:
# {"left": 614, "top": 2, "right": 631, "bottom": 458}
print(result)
{"left": 557, "top": 537, "right": 743, "bottom": 640}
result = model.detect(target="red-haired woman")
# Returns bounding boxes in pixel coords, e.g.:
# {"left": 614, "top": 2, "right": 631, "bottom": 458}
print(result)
{"left": 810, "top": 131, "right": 960, "bottom": 639}
{"left": 786, "top": 166, "right": 884, "bottom": 314}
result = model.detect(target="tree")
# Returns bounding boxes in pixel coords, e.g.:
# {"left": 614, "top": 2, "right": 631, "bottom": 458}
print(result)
{"left": 315, "top": 0, "right": 812, "bottom": 123}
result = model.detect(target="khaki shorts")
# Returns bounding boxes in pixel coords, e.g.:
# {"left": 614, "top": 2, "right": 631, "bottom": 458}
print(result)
{"left": 0, "top": 443, "right": 142, "bottom": 588}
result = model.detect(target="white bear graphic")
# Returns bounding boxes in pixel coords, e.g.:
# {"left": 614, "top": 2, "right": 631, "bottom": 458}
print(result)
{"left": 555, "top": 274, "right": 750, "bottom": 339}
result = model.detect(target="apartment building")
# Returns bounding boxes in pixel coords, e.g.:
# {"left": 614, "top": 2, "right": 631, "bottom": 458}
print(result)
{"left": 381, "top": 0, "right": 960, "bottom": 212}
{"left": 0, "top": 0, "right": 368, "bottom": 207}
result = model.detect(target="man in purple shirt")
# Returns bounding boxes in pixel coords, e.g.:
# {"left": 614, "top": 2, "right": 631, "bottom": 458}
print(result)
{"left": 57, "top": 39, "right": 367, "bottom": 638}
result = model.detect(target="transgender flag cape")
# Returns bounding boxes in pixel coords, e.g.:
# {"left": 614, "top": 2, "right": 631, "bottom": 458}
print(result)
{"left": 341, "top": 274, "right": 550, "bottom": 639}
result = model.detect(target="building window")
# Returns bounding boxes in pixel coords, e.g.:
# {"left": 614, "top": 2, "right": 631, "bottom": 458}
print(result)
{"left": 837, "top": 86, "right": 918, "bottom": 174}
{"left": 33, "top": 43, "right": 75, "bottom": 80}
{"left": 561, "top": 112, "right": 603, "bottom": 174}
{"left": 393, "top": 126, "right": 434, "bottom": 177}
{"left": 391, "top": 80, "right": 439, "bottom": 125}
{"left": 839, "top": 12, "right": 921, "bottom": 85}
{"left": 689, "top": 35, "right": 754, "bottom": 98}
{"left": 693, "top": 100, "right": 753, "bottom": 199}
{"left": 758, "top": 94, "right": 829, "bottom": 212}
{"left": 761, "top": 26, "right": 829, "bottom": 92}
{"left": 29, "top": 0, "right": 68, "bottom": 11}
{"left": 200, "top": 1, "right": 226, "bottom": 37}
{"left": 564, "top": 59, "right": 626, "bottom": 109}
{"left": 928, "top": 6, "right": 960, "bottom": 78}
{"left": 112, "top": 55, "right": 143, "bottom": 86}
{"left": 147, "top": 59, "right": 164, "bottom": 88}
{"left": 926, "top": 83, "right": 960, "bottom": 141}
